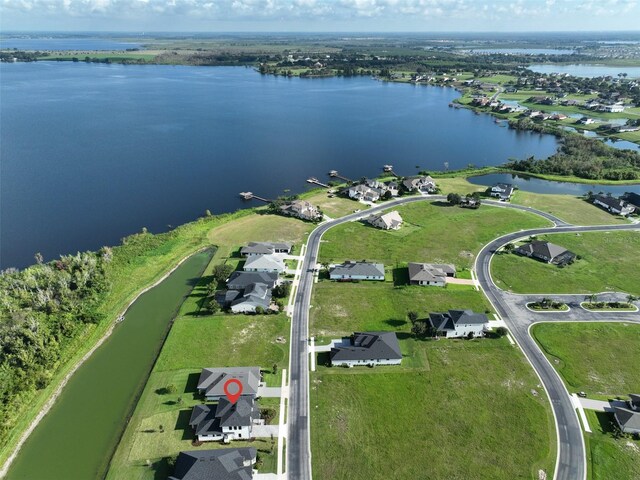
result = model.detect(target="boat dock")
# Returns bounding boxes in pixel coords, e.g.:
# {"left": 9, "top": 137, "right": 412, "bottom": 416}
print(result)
{"left": 382, "top": 165, "right": 399, "bottom": 177}
{"left": 328, "top": 170, "right": 352, "bottom": 182}
{"left": 239, "top": 192, "right": 272, "bottom": 203}
{"left": 307, "top": 177, "right": 330, "bottom": 188}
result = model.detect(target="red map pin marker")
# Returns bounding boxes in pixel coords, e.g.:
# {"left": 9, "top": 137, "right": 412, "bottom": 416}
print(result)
{"left": 223, "top": 378, "right": 243, "bottom": 404}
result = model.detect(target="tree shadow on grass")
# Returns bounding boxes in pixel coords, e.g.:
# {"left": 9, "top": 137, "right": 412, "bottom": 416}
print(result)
{"left": 430, "top": 200, "right": 454, "bottom": 207}
{"left": 384, "top": 319, "right": 407, "bottom": 328}
{"left": 392, "top": 267, "right": 409, "bottom": 286}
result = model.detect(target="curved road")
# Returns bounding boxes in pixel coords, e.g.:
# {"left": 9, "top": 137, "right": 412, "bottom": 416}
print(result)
{"left": 286, "top": 194, "right": 639, "bottom": 480}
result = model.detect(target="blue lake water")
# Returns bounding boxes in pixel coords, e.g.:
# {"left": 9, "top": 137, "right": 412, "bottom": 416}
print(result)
{"left": 0, "top": 37, "right": 142, "bottom": 51}
{"left": 528, "top": 63, "right": 640, "bottom": 78}
{"left": 473, "top": 48, "right": 575, "bottom": 55}
{"left": 1, "top": 63, "right": 561, "bottom": 269}
{"left": 468, "top": 173, "right": 640, "bottom": 197}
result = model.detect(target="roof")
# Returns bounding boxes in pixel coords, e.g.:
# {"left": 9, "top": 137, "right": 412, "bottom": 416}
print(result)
{"left": 515, "top": 240, "right": 572, "bottom": 261}
{"left": 243, "top": 254, "right": 285, "bottom": 271}
{"left": 402, "top": 175, "right": 436, "bottom": 190}
{"left": 428, "top": 309, "right": 488, "bottom": 331}
{"left": 407, "top": 263, "right": 455, "bottom": 282}
{"left": 197, "top": 367, "right": 261, "bottom": 398}
{"left": 593, "top": 194, "right": 632, "bottom": 211}
{"left": 169, "top": 448, "right": 256, "bottom": 480}
{"left": 189, "top": 396, "right": 258, "bottom": 435}
{"left": 240, "top": 242, "right": 291, "bottom": 255}
{"left": 227, "top": 271, "right": 278, "bottom": 290}
{"left": 330, "top": 261, "right": 385, "bottom": 278}
{"left": 367, "top": 211, "right": 403, "bottom": 229}
{"left": 629, "top": 394, "right": 640, "bottom": 407}
{"left": 614, "top": 407, "right": 640, "bottom": 431}
{"left": 624, "top": 192, "right": 640, "bottom": 208}
{"left": 330, "top": 332, "right": 402, "bottom": 362}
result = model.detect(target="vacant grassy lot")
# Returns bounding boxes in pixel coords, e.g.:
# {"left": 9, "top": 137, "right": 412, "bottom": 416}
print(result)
{"left": 531, "top": 322, "right": 640, "bottom": 480}
{"left": 492, "top": 231, "right": 640, "bottom": 294}
{"left": 302, "top": 189, "right": 363, "bottom": 218}
{"left": 311, "top": 337, "right": 555, "bottom": 480}
{"left": 531, "top": 322, "right": 640, "bottom": 396}
{"left": 319, "top": 201, "right": 550, "bottom": 268}
{"left": 310, "top": 281, "right": 491, "bottom": 341}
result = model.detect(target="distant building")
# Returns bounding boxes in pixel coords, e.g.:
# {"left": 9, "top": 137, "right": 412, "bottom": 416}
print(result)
{"left": 427, "top": 309, "right": 488, "bottom": 338}
{"left": 489, "top": 183, "right": 514, "bottom": 201}
{"left": 366, "top": 210, "right": 403, "bottom": 230}
{"left": 402, "top": 175, "right": 437, "bottom": 193}
{"left": 515, "top": 240, "right": 576, "bottom": 266}
{"left": 330, "top": 331, "right": 402, "bottom": 367}
{"left": 592, "top": 194, "right": 635, "bottom": 216}
{"left": 241, "top": 242, "right": 292, "bottom": 256}
{"left": 169, "top": 448, "right": 257, "bottom": 480}
{"left": 279, "top": 200, "right": 322, "bottom": 222}
{"left": 197, "top": 366, "right": 261, "bottom": 401}
{"left": 329, "top": 261, "right": 385, "bottom": 281}
{"left": 407, "top": 262, "right": 456, "bottom": 287}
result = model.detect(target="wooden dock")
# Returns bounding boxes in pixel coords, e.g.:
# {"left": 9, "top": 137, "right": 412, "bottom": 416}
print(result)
{"left": 382, "top": 165, "right": 400, "bottom": 178}
{"left": 328, "top": 170, "right": 352, "bottom": 182}
{"left": 307, "top": 177, "right": 330, "bottom": 188}
{"left": 239, "top": 192, "right": 272, "bottom": 203}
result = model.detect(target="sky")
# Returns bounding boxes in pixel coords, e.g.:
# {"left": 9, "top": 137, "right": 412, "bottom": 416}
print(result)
{"left": 2, "top": 0, "right": 640, "bottom": 33}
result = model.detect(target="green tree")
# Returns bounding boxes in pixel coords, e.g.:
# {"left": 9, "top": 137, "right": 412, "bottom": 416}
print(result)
{"left": 447, "top": 193, "right": 461, "bottom": 205}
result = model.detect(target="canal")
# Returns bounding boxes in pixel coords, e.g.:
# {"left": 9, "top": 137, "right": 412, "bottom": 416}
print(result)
{"left": 6, "top": 249, "right": 214, "bottom": 480}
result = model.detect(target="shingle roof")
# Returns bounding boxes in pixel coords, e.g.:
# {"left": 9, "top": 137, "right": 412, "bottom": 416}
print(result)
{"left": 330, "top": 331, "right": 402, "bottom": 362}
{"left": 593, "top": 194, "right": 632, "bottom": 211}
{"left": 407, "top": 263, "right": 455, "bottom": 282}
{"left": 227, "top": 271, "right": 278, "bottom": 290}
{"left": 614, "top": 407, "right": 640, "bottom": 432}
{"left": 243, "top": 255, "right": 285, "bottom": 271}
{"left": 624, "top": 192, "right": 640, "bottom": 208}
{"left": 197, "top": 367, "right": 260, "bottom": 398}
{"left": 428, "top": 309, "right": 488, "bottom": 331}
{"left": 629, "top": 393, "right": 640, "bottom": 407}
{"left": 215, "top": 396, "right": 260, "bottom": 427}
{"left": 515, "top": 240, "right": 571, "bottom": 261}
{"left": 329, "top": 261, "right": 385, "bottom": 278}
{"left": 240, "top": 242, "right": 291, "bottom": 255}
{"left": 169, "top": 448, "right": 256, "bottom": 480}
{"left": 367, "top": 211, "right": 403, "bottom": 229}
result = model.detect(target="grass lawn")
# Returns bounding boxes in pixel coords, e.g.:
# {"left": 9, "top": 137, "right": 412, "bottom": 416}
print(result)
{"left": 311, "top": 337, "right": 555, "bottom": 480}
{"left": 301, "top": 189, "right": 363, "bottom": 219}
{"left": 310, "top": 281, "right": 492, "bottom": 341}
{"left": 318, "top": 201, "right": 551, "bottom": 268}
{"left": 531, "top": 322, "right": 640, "bottom": 396}
{"left": 491, "top": 231, "right": 640, "bottom": 294}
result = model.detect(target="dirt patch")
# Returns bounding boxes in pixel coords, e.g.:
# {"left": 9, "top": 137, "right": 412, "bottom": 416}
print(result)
{"left": 538, "top": 469, "right": 547, "bottom": 480}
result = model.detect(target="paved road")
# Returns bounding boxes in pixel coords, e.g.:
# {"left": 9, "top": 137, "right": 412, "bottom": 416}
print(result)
{"left": 474, "top": 223, "right": 640, "bottom": 480}
{"left": 286, "top": 194, "right": 638, "bottom": 480}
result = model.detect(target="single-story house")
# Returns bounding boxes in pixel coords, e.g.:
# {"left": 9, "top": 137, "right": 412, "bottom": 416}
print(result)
{"left": 329, "top": 261, "right": 385, "bottom": 281}
{"left": 613, "top": 396, "right": 640, "bottom": 434}
{"left": 515, "top": 240, "right": 576, "bottom": 266}
{"left": 402, "top": 175, "right": 437, "bottom": 193}
{"left": 197, "top": 366, "right": 261, "bottom": 401}
{"left": 330, "top": 331, "right": 402, "bottom": 367}
{"left": 243, "top": 254, "right": 285, "bottom": 273}
{"left": 490, "top": 183, "right": 514, "bottom": 201}
{"left": 427, "top": 309, "right": 488, "bottom": 338}
{"left": 366, "top": 210, "right": 403, "bottom": 230}
{"left": 279, "top": 200, "right": 322, "bottom": 222}
{"left": 592, "top": 194, "right": 635, "bottom": 216}
{"left": 348, "top": 184, "right": 381, "bottom": 202}
{"left": 407, "top": 262, "right": 456, "bottom": 287}
{"left": 241, "top": 242, "right": 292, "bottom": 256}
{"left": 226, "top": 282, "right": 272, "bottom": 313}
{"left": 227, "top": 271, "right": 278, "bottom": 291}
{"left": 385, "top": 181, "right": 399, "bottom": 196}
{"left": 624, "top": 192, "right": 640, "bottom": 210}
{"left": 169, "top": 448, "right": 257, "bottom": 480}
{"left": 189, "top": 396, "right": 260, "bottom": 442}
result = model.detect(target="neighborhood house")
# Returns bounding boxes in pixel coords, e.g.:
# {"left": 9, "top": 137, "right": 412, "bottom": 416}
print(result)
{"left": 366, "top": 210, "right": 404, "bottom": 230}
{"left": 169, "top": 448, "right": 257, "bottom": 480}
{"left": 197, "top": 366, "right": 261, "bottom": 401}
{"left": 427, "top": 309, "right": 488, "bottom": 338}
{"left": 330, "top": 331, "right": 402, "bottom": 367}
{"left": 224, "top": 282, "right": 273, "bottom": 313}
{"left": 515, "top": 240, "right": 576, "bottom": 266}
{"left": 329, "top": 261, "right": 385, "bottom": 281}
{"left": 402, "top": 175, "right": 437, "bottom": 193}
{"left": 189, "top": 396, "right": 261, "bottom": 442}
{"left": 241, "top": 242, "right": 292, "bottom": 256}
{"left": 348, "top": 183, "right": 382, "bottom": 202}
{"left": 279, "top": 199, "right": 322, "bottom": 222}
{"left": 407, "top": 262, "right": 456, "bottom": 287}
{"left": 489, "top": 183, "right": 515, "bottom": 201}
{"left": 592, "top": 194, "right": 635, "bottom": 216}
{"left": 243, "top": 254, "right": 286, "bottom": 273}
{"left": 613, "top": 394, "right": 640, "bottom": 435}
{"left": 226, "top": 271, "right": 279, "bottom": 291}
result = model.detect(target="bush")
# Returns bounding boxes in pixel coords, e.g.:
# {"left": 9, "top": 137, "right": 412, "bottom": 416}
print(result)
{"left": 495, "top": 326, "right": 508, "bottom": 337}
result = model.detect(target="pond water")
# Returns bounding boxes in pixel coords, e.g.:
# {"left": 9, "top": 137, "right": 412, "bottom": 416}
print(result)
{"left": 0, "top": 37, "right": 142, "bottom": 51}
{"left": 6, "top": 249, "right": 214, "bottom": 480}
{"left": 0, "top": 63, "right": 559, "bottom": 269}
{"left": 468, "top": 173, "right": 640, "bottom": 196}
{"left": 528, "top": 64, "right": 640, "bottom": 78}
{"left": 473, "top": 48, "right": 575, "bottom": 55}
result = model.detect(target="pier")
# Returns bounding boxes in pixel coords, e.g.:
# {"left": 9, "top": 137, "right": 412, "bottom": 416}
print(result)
{"left": 239, "top": 192, "right": 272, "bottom": 203}
{"left": 382, "top": 165, "right": 400, "bottom": 177}
{"left": 328, "top": 170, "right": 352, "bottom": 182}
{"left": 307, "top": 177, "right": 330, "bottom": 188}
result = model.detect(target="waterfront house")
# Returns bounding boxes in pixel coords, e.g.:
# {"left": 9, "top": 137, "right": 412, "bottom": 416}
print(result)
{"left": 227, "top": 271, "right": 278, "bottom": 291}
{"left": 329, "top": 331, "right": 402, "bottom": 367}
{"left": 241, "top": 242, "right": 292, "bottom": 256}
{"left": 169, "top": 448, "right": 257, "bottom": 480}
{"left": 348, "top": 184, "right": 381, "bottom": 202}
{"left": 402, "top": 175, "right": 437, "bottom": 193}
{"left": 226, "top": 283, "right": 273, "bottom": 314}
{"left": 623, "top": 192, "right": 640, "bottom": 210}
{"left": 329, "top": 261, "right": 385, "bottom": 281}
{"left": 366, "top": 211, "right": 403, "bottom": 230}
{"left": 279, "top": 200, "right": 322, "bottom": 222}
{"left": 189, "top": 396, "right": 261, "bottom": 442}
{"left": 243, "top": 254, "right": 285, "bottom": 273}
{"left": 515, "top": 240, "right": 576, "bottom": 266}
{"left": 407, "top": 262, "right": 456, "bottom": 287}
{"left": 197, "top": 366, "right": 261, "bottom": 401}
{"left": 592, "top": 194, "right": 635, "bottom": 216}
{"left": 427, "top": 309, "right": 488, "bottom": 338}
{"left": 490, "top": 183, "right": 514, "bottom": 201}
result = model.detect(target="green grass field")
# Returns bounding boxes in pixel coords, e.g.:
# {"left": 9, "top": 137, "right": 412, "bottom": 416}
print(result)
{"left": 531, "top": 322, "right": 640, "bottom": 480}
{"left": 491, "top": 231, "right": 640, "bottom": 294}
{"left": 318, "top": 201, "right": 551, "bottom": 268}
{"left": 311, "top": 337, "right": 555, "bottom": 480}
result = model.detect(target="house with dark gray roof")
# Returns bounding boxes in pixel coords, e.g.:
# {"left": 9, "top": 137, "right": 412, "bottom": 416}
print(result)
{"left": 329, "top": 261, "right": 385, "bottom": 281}
{"left": 623, "top": 192, "right": 640, "bottom": 210}
{"left": 613, "top": 405, "right": 640, "bottom": 435}
{"left": 197, "top": 367, "right": 261, "bottom": 401}
{"left": 515, "top": 240, "right": 576, "bottom": 266}
{"left": 408, "top": 262, "right": 456, "bottom": 287}
{"left": 169, "top": 448, "right": 256, "bottom": 480}
{"left": 427, "top": 309, "right": 488, "bottom": 338}
{"left": 227, "top": 271, "right": 278, "bottom": 291}
{"left": 490, "top": 183, "right": 515, "bottom": 201}
{"left": 226, "top": 282, "right": 272, "bottom": 314}
{"left": 240, "top": 242, "right": 292, "bottom": 256}
{"left": 330, "top": 331, "right": 402, "bottom": 367}
{"left": 402, "top": 175, "right": 437, "bottom": 193}
{"left": 592, "top": 194, "right": 635, "bottom": 216}
{"left": 189, "top": 396, "right": 260, "bottom": 442}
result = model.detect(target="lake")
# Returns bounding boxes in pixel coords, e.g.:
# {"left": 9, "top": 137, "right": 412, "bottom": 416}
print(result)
{"left": 528, "top": 63, "right": 640, "bottom": 78}
{"left": 0, "top": 63, "right": 561, "bottom": 269}
{"left": 468, "top": 173, "right": 640, "bottom": 196}
{"left": 0, "top": 37, "right": 142, "bottom": 51}
{"left": 473, "top": 48, "right": 575, "bottom": 55}
{"left": 5, "top": 249, "right": 213, "bottom": 480}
